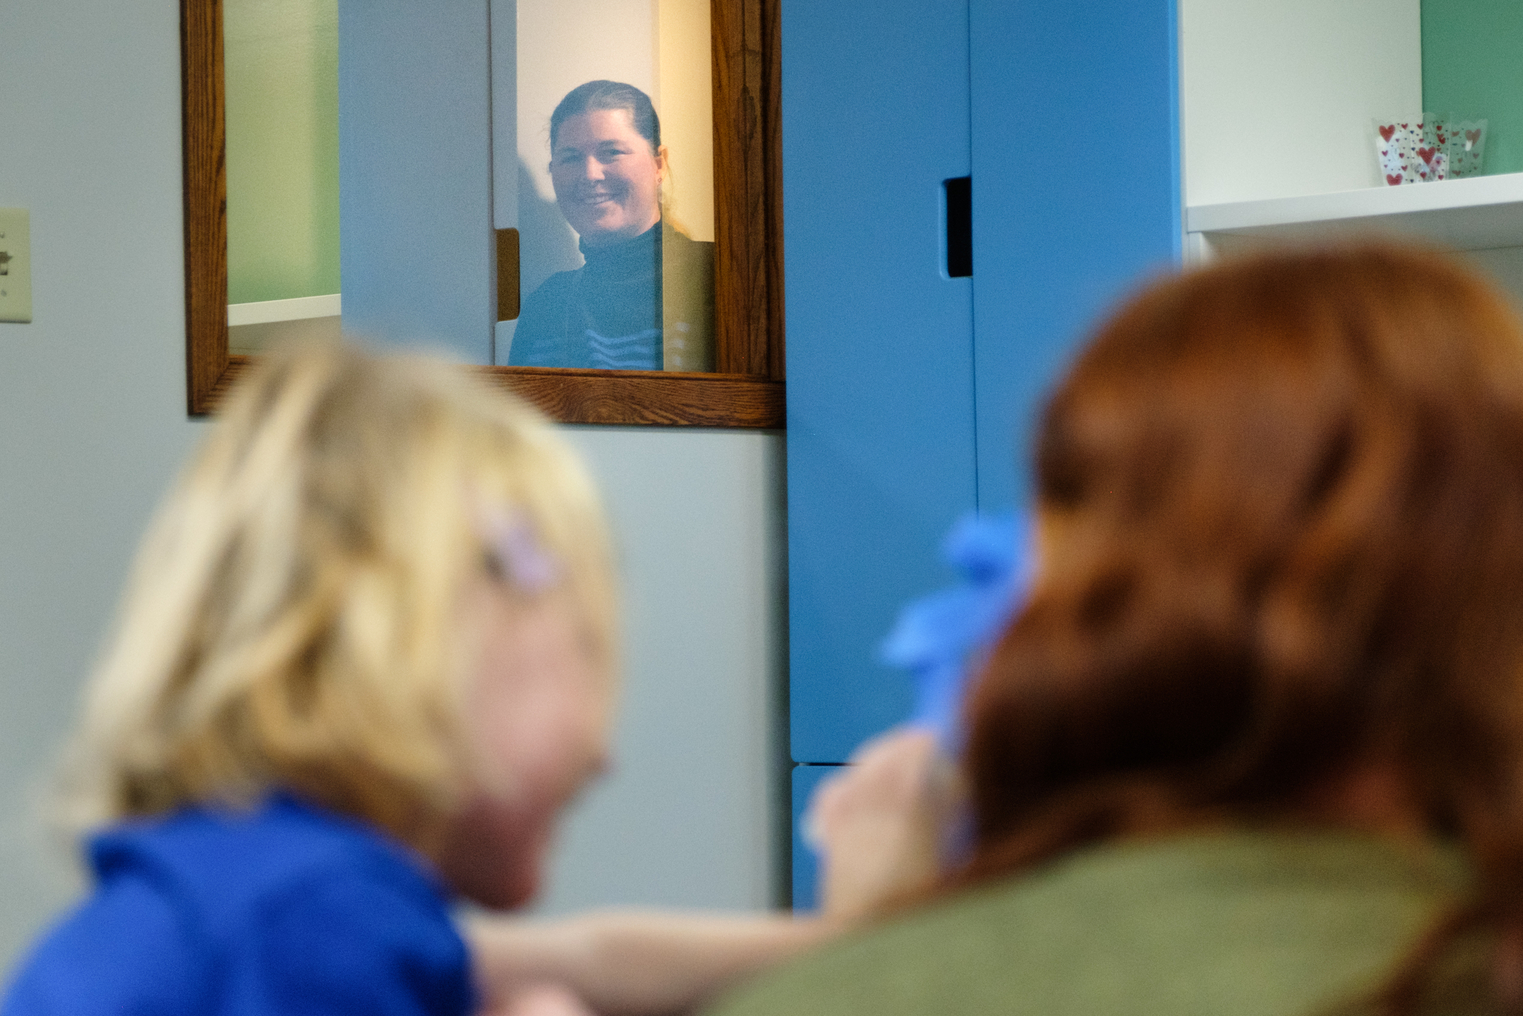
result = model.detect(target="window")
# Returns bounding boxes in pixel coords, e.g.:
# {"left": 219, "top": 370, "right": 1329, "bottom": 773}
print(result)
{"left": 181, "top": 0, "right": 783, "bottom": 427}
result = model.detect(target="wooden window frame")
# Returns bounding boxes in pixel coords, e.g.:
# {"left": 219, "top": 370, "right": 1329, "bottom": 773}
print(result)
{"left": 181, "top": 0, "right": 783, "bottom": 427}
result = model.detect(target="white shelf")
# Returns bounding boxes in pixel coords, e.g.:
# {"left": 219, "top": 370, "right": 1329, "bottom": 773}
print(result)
{"left": 1186, "top": 172, "right": 1523, "bottom": 252}
{"left": 228, "top": 293, "right": 341, "bottom": 327}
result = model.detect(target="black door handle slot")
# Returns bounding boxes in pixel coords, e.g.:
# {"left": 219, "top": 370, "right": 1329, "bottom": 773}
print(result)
{"left": 944, "top": 176, "right": 972, "bottom": 278}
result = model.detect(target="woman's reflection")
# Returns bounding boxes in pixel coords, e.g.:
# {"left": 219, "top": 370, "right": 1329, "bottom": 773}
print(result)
{"left": 510, "top": 81, "right": 715, "bottom": 372}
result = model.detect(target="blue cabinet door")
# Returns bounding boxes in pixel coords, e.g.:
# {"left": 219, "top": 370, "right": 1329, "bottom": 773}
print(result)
{"left": 783, "top": 0, "right": 978, "bottom": 768}
{"left": 969, "top": 0, "right": 1182, "bottom": 510}
{"left": 790, "top": 763, "right": 839, "bottom": 909}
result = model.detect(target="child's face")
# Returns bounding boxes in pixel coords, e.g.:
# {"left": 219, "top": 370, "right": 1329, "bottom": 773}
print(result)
{"left": 438, "top": 578, "right": 613, "bottom": 909}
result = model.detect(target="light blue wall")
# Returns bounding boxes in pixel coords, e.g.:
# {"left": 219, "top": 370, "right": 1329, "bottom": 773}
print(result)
{"left": 0, "top": 0, "right": 208, "bottom": 963}
{"left": 541, "top": 428, "right": 786, "bottom": 912}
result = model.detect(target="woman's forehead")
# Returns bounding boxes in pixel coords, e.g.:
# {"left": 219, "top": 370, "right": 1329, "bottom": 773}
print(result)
{"left": 554, "top": 108, "right": 643, "bottom": 151}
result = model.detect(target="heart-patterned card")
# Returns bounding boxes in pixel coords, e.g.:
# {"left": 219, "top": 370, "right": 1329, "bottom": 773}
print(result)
{"left": 1374, "top": 115, "right": 1486, "bottom": 186}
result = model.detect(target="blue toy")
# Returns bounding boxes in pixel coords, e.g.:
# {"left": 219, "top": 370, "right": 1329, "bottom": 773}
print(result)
{"left": 880, "top": 512, "right": 1035, "bottom": 750}
{"left": 800, "top": 513, "right": 1034, "bottom": 871}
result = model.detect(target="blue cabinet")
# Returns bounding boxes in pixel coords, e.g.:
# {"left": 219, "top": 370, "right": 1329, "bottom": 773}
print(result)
{"left": 786, "top": 0, "right": 1181, "bottom": 906}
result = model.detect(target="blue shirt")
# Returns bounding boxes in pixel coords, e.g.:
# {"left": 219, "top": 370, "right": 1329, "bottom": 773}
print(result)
{"left": 2, "top": 796, "right": 474, "bottom": 1016}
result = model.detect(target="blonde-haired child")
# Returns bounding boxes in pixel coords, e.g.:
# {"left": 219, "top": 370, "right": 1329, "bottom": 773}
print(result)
{"left": 2, "top": 340, "right": 621, "bottom": 1014}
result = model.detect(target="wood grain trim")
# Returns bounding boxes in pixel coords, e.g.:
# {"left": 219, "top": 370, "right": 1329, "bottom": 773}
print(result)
{"left": 182, "top": 0, "right": 231, "bottom": 416}
{"left": 762, "top": 0, "right": 785, "bottom": 381}
{"left": 490, "top": 367, "right": 784, "bottom": 428}
{"left": 212, "top": 353, "right": 254, "bottom": 402}
{"left": 712, "top": 0, "right": 783, "bottom": 378}
{"left": 194, "top": 359, "right": 782, "bottom": 429}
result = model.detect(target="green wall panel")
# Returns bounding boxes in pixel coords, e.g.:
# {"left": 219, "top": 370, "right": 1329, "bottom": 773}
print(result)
{"left": 1423, "top": 0, "right": 1523, "bottom": 176}
{"left": 225, "top": 0, "right": 341, "bottom": 304}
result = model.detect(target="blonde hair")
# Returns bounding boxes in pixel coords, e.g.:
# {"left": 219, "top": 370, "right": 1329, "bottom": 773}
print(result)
{"left": 59, "top": 340, "right": 615, "bottom": 849}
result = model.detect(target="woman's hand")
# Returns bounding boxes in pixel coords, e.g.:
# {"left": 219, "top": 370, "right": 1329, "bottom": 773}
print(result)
{"left": 806, "top": 727, "right": 962, "bottom": 924}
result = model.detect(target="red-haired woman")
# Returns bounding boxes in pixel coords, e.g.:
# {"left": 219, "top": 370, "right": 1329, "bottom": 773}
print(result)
{"left": 712, "top": 244, "right": 1523, "bottom": 1016}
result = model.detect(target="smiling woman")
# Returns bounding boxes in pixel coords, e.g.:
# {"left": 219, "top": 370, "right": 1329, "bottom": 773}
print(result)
{"left": 510, "top": 81, "right": 715, "bottom": 371}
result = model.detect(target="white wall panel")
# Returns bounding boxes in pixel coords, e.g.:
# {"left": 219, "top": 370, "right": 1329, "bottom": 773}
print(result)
{"left": 1182, "top": 0, "right": 1421, "bottom": 205}
{"left": 539, "top": 428, "right": 785, "bottom": 911}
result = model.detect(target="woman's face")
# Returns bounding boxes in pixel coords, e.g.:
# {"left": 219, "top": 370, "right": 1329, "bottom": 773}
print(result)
{"left": 549, "top": 108, "right": 666, "bottom": 246}
{"left": 438, "top": 579, "right": 613, "bottom": 909}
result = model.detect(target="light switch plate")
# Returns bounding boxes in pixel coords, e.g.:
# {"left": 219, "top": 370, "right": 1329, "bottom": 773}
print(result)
{"left": 0, "top": 208, "right": 33, "bottom": 323}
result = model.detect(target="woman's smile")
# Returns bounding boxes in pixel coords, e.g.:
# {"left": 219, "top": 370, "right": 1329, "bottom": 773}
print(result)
{"left": 570, "top": 189, "right": 621, "bottom": 208}
{"left": 550, "top": 108, "right": 666, "bottom": 246}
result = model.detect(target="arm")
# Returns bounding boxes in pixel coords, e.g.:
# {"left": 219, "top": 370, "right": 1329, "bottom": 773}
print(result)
{"left": 469, "top": 729, "right": 957, "bottom": 1016}
{"left": 468, "top": 911, "right": 836, "bottom": 1016}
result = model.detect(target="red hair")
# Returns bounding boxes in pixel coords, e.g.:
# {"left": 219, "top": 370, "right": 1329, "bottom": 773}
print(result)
{"left": 962, "top": 244, "right": 1523, "bottom": 1011}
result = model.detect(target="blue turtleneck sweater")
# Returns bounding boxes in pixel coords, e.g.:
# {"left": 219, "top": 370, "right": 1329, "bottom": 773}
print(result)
{"left": 509, "top": 221, "right": 713, "bottom": 371}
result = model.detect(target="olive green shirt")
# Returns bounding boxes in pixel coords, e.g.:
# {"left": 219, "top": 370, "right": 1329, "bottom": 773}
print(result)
{"left": 709, "top": 832, "right": 1472, "bottom": 1016}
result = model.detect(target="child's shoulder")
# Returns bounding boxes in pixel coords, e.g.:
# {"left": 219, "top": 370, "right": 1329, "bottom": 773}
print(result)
{"left": 93, "top": 794, "right": 446, "bottom": 921}
{"left": 3, "top": 858, "right": 205, "bottom": 1014}
{"left": 2, "top": 796, "right": 473, "bottom": 1016}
